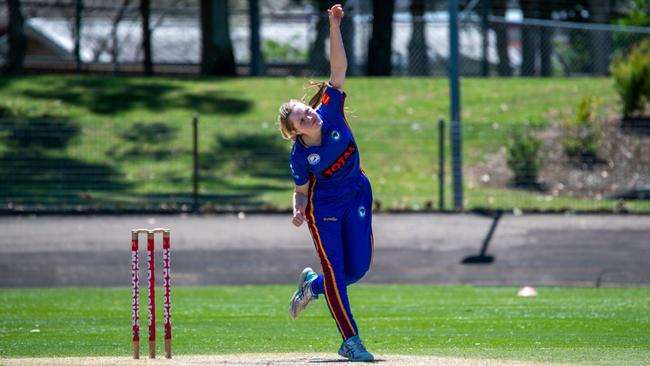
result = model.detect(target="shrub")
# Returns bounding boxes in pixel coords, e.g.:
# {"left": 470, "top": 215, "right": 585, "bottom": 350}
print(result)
{"left": 506, "top": 129, "right": 543, "bottom": 188}
{"left": 612, "top": 0, "right": 650, "bottom": 55}
{"left": 561, "top": 96, "right": 602, "bottom": 160}
{"left": 263, "top": 38, "right": 308, "bottom": 62}
{"left": 610, "top": 38, "right": 650, "bottom": 117}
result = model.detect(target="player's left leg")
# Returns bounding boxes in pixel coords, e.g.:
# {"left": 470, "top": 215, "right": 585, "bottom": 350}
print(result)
{"left": 342, "top": 176, "right": 374, "bottom": 286}
{"left": 336, "top": 175, "right": 374, "bottom": 362}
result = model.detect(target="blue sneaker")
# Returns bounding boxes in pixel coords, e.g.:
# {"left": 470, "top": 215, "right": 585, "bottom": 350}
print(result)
{"left": 288, "top": 267, "right": 318, "bottom": 319}
{"left": 338, "top": 335, "right": 374, "bottom": 362}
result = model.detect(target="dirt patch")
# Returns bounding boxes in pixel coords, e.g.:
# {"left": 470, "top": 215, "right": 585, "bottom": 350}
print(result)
{"left": 0, "top": 354, "right": 571, "bottom": 366}
{"left": 467, "top": 115, "right": 650, "bottom": 205}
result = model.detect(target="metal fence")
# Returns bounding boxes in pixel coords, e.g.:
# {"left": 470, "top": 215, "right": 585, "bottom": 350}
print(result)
{"left": 1, "top": 1, "right": 649, "bottom": 213}
{"left": 2, "top": 1, "right": 650, "bottom": 76}
{"left": 1, "top": 113, "right": 648, "bottom": 214}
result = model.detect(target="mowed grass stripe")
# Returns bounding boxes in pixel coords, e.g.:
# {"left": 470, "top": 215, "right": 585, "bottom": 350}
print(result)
{"left": 0, "top": 285, "right": 649, "bottom": 365}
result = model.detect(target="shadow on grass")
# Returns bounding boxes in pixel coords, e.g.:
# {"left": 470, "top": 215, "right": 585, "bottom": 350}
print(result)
{"left": 0, "top": 118, "right": 130, "bottom": 205}
{"left": 0, "top": 117, "right": 292, "bottom": 211}
{"left": 108, "top": 121, "right": 181, "bottom": 161}
{"left": 0, "top": 150, "right": 130, "bottom": 203}
{"left": 202, "top": 132, "right": 290, "bottom": 180}
{"left": 18, "top": 77, "right": 253, "bottom": 116}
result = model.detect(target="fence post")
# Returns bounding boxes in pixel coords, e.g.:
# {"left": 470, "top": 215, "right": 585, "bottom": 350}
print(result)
{"left": 449, "top": 0, "right": 464, "bottom": 211}
{"left": 438, "top": 118, "right": 445, "bottom": 211}
{"left": 192, "top": 114, "right": 199, "bottom": 213}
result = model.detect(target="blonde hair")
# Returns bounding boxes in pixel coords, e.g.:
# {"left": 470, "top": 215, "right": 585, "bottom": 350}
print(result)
{"left": 278, "top": 81, "right": 328, "bottom": 140}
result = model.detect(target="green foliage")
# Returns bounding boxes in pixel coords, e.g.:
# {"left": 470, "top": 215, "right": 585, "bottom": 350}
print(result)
{"left": 263, "top": 37, "right": 308, "bottom": 62}
{"left": 610, "top": 38, "right": 650, "bottom": 117}
{"left": 554, "top": 30, "right": 592, "bottom": 75}
{"left": 612, "top": 0, "right": 650, "bottom": 54}
{"left": 506, "top": 129, "right": 543, "bottom": 188}
{"left": 561, "top": 96, "right": 602, "bottom": 159}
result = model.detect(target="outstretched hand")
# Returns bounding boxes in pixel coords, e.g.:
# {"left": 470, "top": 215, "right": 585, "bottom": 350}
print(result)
{"left": 328, "top": 4, "right": 344, "bottom": 27}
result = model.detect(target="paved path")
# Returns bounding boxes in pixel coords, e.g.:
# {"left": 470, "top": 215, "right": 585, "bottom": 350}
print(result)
{"left": 0, "top": 213, "right": 648, "bottom": 287}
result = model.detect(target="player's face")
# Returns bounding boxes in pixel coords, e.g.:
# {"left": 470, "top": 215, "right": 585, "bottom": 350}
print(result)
{"left": 288, "top": 103, "right": 322, "bottom": 137}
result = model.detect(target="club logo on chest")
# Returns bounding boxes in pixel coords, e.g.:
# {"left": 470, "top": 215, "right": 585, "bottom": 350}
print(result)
{"left": 331, "top": 130, "right": 341, "bottom": 141}
{"left": 308, "top": 153, "right": 321, "bottom": 165}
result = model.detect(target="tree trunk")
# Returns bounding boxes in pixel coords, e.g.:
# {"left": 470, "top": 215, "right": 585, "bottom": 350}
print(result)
{"left": 367, "top": 0, "right": 395, "bottom": 76}
{"left": 341, "top": 1, "right": 356, "bottom": 75}
{"left": 539, "top": 4, "right": 552, "bottom": 77}
{"left": 480, "top": 0, "right": 490, "bottom": 76}
{"left": 111, "top": 0, "right": 131, "bottom": 73}
{"left": 308, "top": 1, "right": 332, "bottom": 77}
{"left": 408, "top": 0, "right": 429, "bottom": 76}
{"left": 141, "top": 0, "right": 153, "bottom": 76}
{"left": 492, "top": 0, "right": 511, "bottom": 76}
{"left": 74, "top": 0, "right": 83, "bottom": 72}
{"left": 519, "top": 0, "right": 538, "bottom": 76}
{"left": 588, "top": 0, "right": 611, "bottom": 76}
{"left": 200, "top": 0, "right": 236, "bottom": 75}
{"left": 7, "top": 0, "right": 26, "bottom": 75}
{"left": 248, "top": 0, "right": 265, "bottom": 75}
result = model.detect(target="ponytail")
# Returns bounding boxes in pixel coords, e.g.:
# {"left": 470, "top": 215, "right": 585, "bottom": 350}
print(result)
{"left": 305, "top": 81, "right": 328, "bottom": 109}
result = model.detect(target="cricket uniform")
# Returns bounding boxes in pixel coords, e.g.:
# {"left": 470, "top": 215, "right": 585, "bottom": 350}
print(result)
{"left": 289, "top": 86, "right": 374, "bottom": 340}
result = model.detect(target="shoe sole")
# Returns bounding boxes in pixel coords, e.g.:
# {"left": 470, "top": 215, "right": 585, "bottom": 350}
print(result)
{"left": 288, "top": 267, "right": 314, "bottom": 320}
{"left": 298, "top": 267, "right": 313, "bottom": 287}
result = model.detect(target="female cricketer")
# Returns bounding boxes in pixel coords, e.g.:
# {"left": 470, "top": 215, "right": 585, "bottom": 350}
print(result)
{"left": 277, "top": 4, "right": 374, "bottom": 362}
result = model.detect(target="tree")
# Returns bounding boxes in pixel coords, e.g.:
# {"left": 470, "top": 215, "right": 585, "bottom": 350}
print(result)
{"left": 588, "top": 0, "right": 611, "bottom": 75}
{"left": 340, "top": 1, "right": 356, "bottom": 75}
{"left": 408, "top": 0, "right": 429, "bottom": 76}
{"left": 200, "top": 0, "right": 236, "bottom": 75}
{"left": 110, "top": 0, "right": 132, "bottom": 73}
{"left": 141, "top": 0, "right": 153, "bottom": 75}
{"left": 6, "top": 0, "right": 26, "bottom": 75}
{"left": 491, "top": 0, "right": 511, "bottom": 76}
{"left": 248, "top": 0, "right": 265, "bottom": 75}
{"left": 74, "top": 0, "right": 83, "bottom": 72}
{"left": 539, "top": 0, "right": 552, "bottom": 77}
{"left": 308, "top": 1, "right": 334, "bottom": 76}
{"left": 519, "top": 0, "right": 539, "bottom": 76}
{"left": 367, "top": 0, "right": 395, "bottom": 75}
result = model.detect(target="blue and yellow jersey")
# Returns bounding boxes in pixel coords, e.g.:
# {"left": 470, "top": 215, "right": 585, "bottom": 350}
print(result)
{"left": 289, "top": 86, "right": 362, "bottom": 196}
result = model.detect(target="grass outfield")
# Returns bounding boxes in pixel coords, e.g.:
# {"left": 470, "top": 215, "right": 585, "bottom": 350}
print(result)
{"left": 1, "top": 76, "right": 648, "bottom": 212}
{"left": 1, "top": 285, "right": 649, "bottom": 365}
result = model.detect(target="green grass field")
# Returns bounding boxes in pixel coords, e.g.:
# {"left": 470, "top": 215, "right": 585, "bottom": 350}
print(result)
{"left": 1, "top": 285, "right": 649, "bottom": 365}
{"left": 1, "top": 76, "right": 648, "bottom": 212}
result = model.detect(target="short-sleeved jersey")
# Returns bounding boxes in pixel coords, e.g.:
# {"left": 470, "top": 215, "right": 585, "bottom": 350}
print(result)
{"left": 289, "top": 86, "right": 361, "bottom": 197}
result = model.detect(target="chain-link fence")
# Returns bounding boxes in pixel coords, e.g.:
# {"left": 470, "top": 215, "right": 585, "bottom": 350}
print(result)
{"left": 3, "top": 1, "right": 650, "bottom": 76}
{"left": 1, "top": 112, "right": 648, "bottom": 213}
{"left": 462, "top": 121, "right": 650, "bottom": 212}
{"left": 1, "top": 0, "right": 200, "bottom": 73}
{"left": 1, "top": 1, "right": 649, "bottom": 213}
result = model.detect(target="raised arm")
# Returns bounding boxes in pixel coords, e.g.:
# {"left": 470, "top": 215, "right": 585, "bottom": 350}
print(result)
{"left": 328, "top": 4, "right": 347, "bottom": 89}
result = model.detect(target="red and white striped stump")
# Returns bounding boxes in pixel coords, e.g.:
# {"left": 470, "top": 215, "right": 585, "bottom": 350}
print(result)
{"left": 131, "top": 228, "right": 172, "bottom": 359}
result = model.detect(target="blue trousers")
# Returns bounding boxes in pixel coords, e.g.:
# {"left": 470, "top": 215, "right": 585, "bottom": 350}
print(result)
{"left": 305, "top": 174, "right": 374, "bottom": 341}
